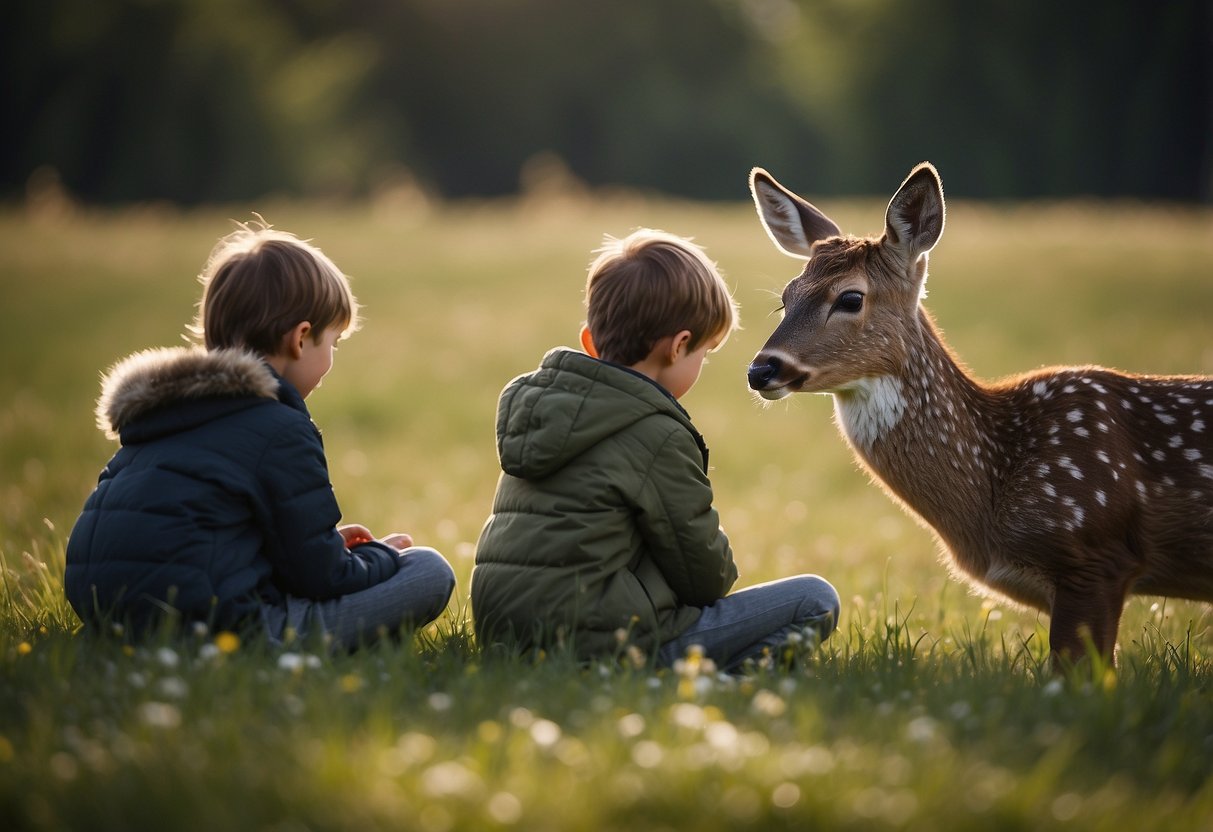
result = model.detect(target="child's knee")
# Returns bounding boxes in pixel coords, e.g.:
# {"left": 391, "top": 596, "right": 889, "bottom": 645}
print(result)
{"left": 792, "top": 574, "right": 841, "bottom": 635}
{"left": 403, "top": 546, "right": 457, "bottom": 603}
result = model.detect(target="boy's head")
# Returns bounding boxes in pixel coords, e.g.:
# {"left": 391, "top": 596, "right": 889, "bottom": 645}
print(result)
{"left": 191, "top": 221, "right": 360, "bottom": 355}
{"left": 582, "top": 229, "right": 739, "bottom": 366}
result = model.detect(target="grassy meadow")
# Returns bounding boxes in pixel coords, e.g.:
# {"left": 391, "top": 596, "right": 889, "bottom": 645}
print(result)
{"left": 2, "top": 188, "right": 1212, "bottom": 830}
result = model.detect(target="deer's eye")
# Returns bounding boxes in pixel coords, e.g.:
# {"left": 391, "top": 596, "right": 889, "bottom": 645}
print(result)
{"left": 832, "top": 291, "right": 864, "bottom": 315}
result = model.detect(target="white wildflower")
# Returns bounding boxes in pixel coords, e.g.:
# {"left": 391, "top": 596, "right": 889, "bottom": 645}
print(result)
{"left": 422, "top": 760, "right": 483, "bottom": 798}
{"left": 137, "top": 701, "right": 182, "bottom": 729}
{"left": 751, "top": 689, "right": 787, "bottom": 718}
{"left": 529, "top": 719, "right": 561, "bottom": 749}
{"left": 156, "top": 676, "right": 188, "bottom": 699}
{"left": 617, "top": 713, "right": 646, "bottom": 738}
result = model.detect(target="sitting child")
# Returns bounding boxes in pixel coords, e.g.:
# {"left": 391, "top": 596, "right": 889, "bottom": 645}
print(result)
{"left": 472, "top": 229, "right": 839, "bottom": 669}
{"left": 66, "top": 221, "right": 455, "bottom": 647}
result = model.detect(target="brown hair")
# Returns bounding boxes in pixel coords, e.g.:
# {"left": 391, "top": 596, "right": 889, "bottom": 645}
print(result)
{"left": 189, "top": 220, "right": 359, "bottom": 354}
{"left": 584, "top": 229, "right": 739, "bottom": 365}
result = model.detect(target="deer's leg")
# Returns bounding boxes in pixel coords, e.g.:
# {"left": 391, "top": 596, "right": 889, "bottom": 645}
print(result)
{"left": 1049, "top": 577, "right": 1127, "bottom": 671}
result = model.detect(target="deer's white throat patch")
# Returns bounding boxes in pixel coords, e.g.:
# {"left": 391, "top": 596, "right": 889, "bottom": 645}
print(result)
{"left": 835, "top": 375, "right": 908, "bottom": 451}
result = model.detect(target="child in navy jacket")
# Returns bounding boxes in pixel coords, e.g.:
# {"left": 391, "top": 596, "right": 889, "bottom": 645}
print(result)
{"left": 66, "top": 222, "right": 455, "bottom": 647}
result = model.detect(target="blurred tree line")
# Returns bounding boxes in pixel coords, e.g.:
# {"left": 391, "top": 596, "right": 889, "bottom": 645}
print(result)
{"left": 4, "top": 0, "right": 1210, "bottom": 204}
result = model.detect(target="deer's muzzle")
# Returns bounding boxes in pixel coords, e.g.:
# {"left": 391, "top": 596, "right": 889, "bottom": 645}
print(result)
{"left": 748, "top": 354, "right": 806, "bottom": 399}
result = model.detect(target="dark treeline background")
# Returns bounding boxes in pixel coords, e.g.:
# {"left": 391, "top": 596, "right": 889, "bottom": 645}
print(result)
{"left": 5, "top": 0, "right": 1211, "bottom": 204}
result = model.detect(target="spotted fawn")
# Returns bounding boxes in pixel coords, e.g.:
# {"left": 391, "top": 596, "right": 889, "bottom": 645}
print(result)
{"left": 746, "top": 162, "right": 1213, "bottom": 667}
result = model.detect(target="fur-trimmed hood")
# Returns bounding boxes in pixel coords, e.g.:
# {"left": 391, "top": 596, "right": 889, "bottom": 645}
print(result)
{"left": 97, "top": 347, "right": 280, "bottom": 440}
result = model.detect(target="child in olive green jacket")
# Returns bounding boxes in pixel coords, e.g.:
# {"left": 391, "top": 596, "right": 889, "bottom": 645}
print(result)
{"left": 472, "top": 229, "right": 838, "bottom": 668}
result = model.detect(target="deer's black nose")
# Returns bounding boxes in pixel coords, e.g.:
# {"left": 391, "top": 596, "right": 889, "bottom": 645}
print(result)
{"left": 747, "top": 356, "right": 783, "bottom": 390}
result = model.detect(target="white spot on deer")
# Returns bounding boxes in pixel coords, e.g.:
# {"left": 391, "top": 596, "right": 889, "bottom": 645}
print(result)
{"left": 1032, "top": 381, "right": 1048, "bottom": 397}
{"left": 1121, "top": 399, "right": 1132, "bottom": 409}
{"left": 1097, "top": 422, "right": 1109, "bottom": 433}
{"left": 1157, "top": 412, "right": 1177, "bottom": 425}
{"left": 1072, "top": 506, "right": 1085, "bottom": 526}
{"left": 1096, "top": 450, "right": 1111, "bottom": 464}
{"left": 1168, "top": 435, "right": 1184, "bottom": 448}
{"left": 1178, "top": 396, "right": 1194, "bottom": 405}
{"left": 1096, "top": 400, "right": 1108, "bottom": 411}
{"left": 1066, "top": 409, "right": 1082, "bottom": 422}
{"left": 1075, "top": 427, "right": 1090, "bottom": 438}
{"left": 1194, "top": 419, "right": 1205, "bottom": 433}
{"left": 1184, "top": 449, "right": 1202, "bottom": 461}
{"left": 1057, "top": 456, "right": 1084, "bottom": 480}
{"left": 1152, "top": 449, "right": 1166, "bottom": 462}
{"left": 1136, "top": 480, "right": 1148, "bottom": 498}
{"left": 1094, "top": 490, "right": 1107, "bottom": 506}
{"left": 1036, "top": 463, "right": 1050, "bottom": 477}
{"left": 1043, "top": 483, "right": 1057, "bottom": 498}
{"left": 1092, "top": 383, "right": 1108, "bottom": 394}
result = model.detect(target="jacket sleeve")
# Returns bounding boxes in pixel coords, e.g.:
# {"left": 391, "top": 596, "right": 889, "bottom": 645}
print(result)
{"left": 635, "top": 425, "right": 738, "bottom": 607}
{"left": 256, "top": 418, "right": 400, "bottom": 600}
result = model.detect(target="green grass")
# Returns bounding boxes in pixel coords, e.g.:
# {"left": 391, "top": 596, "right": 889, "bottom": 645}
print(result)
{"left": 2, "top": 193, "right": 1212, "bottom": 830}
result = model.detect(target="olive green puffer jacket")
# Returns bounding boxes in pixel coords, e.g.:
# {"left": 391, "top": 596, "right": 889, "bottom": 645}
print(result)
{"left": 471, "top": 348, "right": 737, "bottom": 660}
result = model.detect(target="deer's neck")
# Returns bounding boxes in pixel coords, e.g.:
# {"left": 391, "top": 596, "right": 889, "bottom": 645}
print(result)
{"left": 834, "top": 309, "right": 1004, "bottom": 552}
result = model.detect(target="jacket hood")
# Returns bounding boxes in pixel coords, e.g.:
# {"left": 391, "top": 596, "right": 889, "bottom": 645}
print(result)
{"left": 496, "top": 348, "right": 703, "bottom": 479}
{"left": 97, "top": 347, "right": 280, "bottom": 440}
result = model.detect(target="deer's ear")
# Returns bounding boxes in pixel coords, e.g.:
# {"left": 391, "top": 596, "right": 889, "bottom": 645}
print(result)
{"left": 750, "top": 167, "right": 841, "bottom": 259}
{"left": 885, "top": 162, "right": 945, "bottom": 263}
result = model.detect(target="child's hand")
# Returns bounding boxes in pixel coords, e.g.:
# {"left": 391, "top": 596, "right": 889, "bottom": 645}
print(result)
{"left": 381, "top": 532, "right": 415, "bottom": 551}
{"left": 338, "top": 524, "right": 375, "bottom": 548}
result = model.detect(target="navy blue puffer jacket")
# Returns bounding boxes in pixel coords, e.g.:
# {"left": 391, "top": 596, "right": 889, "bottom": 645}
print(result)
{"left": 66, "top": 347, "right": 400, "bottom": 632}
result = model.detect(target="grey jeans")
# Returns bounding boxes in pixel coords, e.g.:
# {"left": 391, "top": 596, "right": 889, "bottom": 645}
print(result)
{"left": 261, "top": 546, "right": 456, "bottom": 650}
{"left": 656, "top": 574, "right": 840, "bottom": 672}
